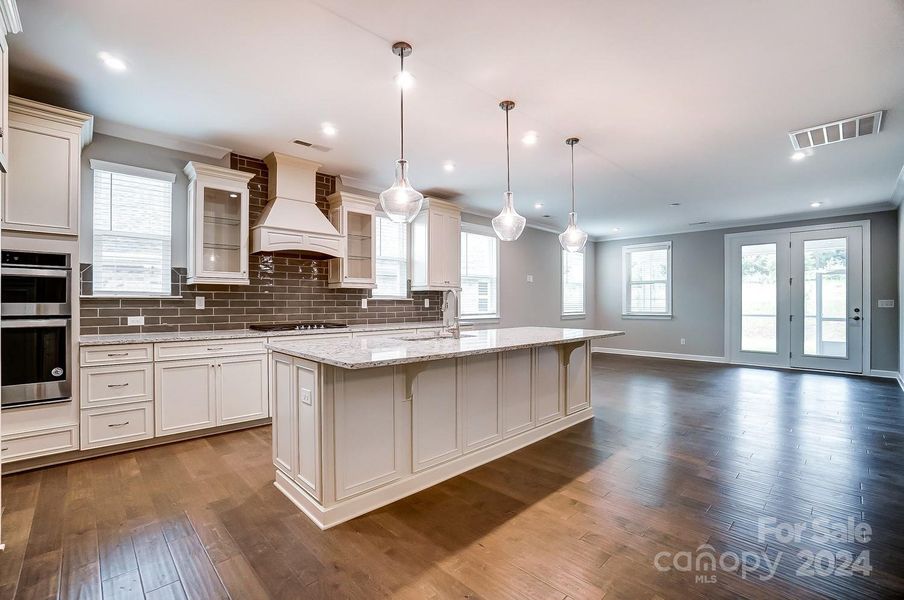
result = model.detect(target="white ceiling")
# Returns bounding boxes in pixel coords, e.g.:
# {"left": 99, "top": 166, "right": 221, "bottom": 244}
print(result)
{"left": 9, "top": 0, "right": 904, "bottom": 239}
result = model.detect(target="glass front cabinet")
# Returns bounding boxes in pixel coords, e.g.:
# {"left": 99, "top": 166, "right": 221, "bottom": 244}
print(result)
{"left": 327, "top": 192, "right": 376, "bottom": 289}
{"left": 184, "top": 162, "right": 254, "bottom": 285}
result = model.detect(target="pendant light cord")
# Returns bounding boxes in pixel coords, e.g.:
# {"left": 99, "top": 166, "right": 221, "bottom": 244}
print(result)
{"left": 570, "top": 142, "right": 575, "bottom": 212}
{"left": 505, "top": 105, "right": 511, "bottom": 192}
{"left": 399, "top": 53, "right": 405, "bottom": 160}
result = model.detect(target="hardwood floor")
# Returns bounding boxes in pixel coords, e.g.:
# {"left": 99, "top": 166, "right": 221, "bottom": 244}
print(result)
{"left": 2, "top": 354, "right": 904, "bottom": 599}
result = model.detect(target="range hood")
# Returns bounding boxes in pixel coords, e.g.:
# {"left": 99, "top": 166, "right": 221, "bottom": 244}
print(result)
{"left": 251, "top": 152, "right": 344, "bottom": 256}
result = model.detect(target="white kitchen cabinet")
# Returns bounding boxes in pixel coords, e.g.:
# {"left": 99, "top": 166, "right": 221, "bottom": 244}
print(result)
{"left": 3, "top": 97, "right": 93, "bottom": 235}
{"left": 502, "top": 349, "right": 534, "bottom": 437}
{"left": 1, "top": 425, "right": 78, "bottom": 464}
{"left": 184, "top": 162, "right": 254, "bottom": 285}
{"left": 327, "top": 192, "right": 376, "bottom": 289}
{"left": 534, "top": 345, "right": 563, "bottom": 425}
{"left": 0, "top": 34, "right": 9, "bottom": 174}
{"left": 410, "top": 198, "right": 461, "bottom": 291}
{"left": 218, "top": 354, "right": 268, "bottom": 424}
{"left": 565, "top": 342, "right": 590, "bottom": 414}
{"left": 411, "top": 358, "right": 461, "bottom": 471}
{"left": 155, "top": 359, "right": 217, "bottom": 436}
{"left": 460, "top": 354, "right": 502, "bottom": 452}
{"left": 80, "top": 363, "right": 153, "bottom": 408}
{"left": 80, "top": 402, "right": 154, "bottom": 449}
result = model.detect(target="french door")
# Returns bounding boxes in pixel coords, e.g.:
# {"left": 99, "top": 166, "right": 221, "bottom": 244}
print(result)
{"left": 727, "top": 224, "right": 864, "bottom": 373}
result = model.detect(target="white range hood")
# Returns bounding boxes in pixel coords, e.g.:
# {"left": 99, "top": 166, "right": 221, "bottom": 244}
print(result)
{"left": 251, "top": 152, "right": 344, "bottom": 256}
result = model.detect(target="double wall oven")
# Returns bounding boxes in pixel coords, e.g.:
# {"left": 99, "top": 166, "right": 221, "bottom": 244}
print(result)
{"left": 1, "top": 250, "right": 73, "bottom": 408}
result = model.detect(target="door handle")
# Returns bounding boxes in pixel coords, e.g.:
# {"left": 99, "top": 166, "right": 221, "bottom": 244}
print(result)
{"left": 851, "top": 316, "right": 861, "bottom": 321}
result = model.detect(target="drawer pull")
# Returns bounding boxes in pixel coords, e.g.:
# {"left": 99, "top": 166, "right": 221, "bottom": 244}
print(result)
{"left": 107, "top": 352, "right": 129, "bottom": 357}
{"left": 206, "top": 347, "right": 224, "bottom": 351}
{"left": 107, "top": 382, "right": 130, "bottom": 388}
{"left": 107, "top": 421, "right": 130, "bottom": 428}
{"left": 1, "top": 447, "right": 8, "bottom": 451}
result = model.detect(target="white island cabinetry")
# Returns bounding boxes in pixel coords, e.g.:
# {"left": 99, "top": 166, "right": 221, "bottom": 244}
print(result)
{"left": 268, "top": 326, "right": 623, "bottom": 529}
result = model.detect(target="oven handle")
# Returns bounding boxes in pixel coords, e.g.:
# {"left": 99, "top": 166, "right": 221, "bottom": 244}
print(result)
{"left": 1, "top": 267, "right": 71, "bottom": 278}
{"left": 1, "top": 318, "right": 70, "bottom": 328}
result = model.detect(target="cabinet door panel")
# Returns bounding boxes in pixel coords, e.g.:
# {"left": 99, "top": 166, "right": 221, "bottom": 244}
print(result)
{"left": 334, "top": 366, "right": 402, "bottom": 499}
{"left": 444, "top": 213, "right": 461, "bottom": 287}
{"left": 565, "top": 342, "right": 590, "bottom": 414}
{"left": 272, "top": 355, "right": 295, "bottom": 476}
{"left": 461, "top": 354, "right": 501, "bottom": 452}
{"left": 294, "top": 359, "right": 321, "bottom": 499}
{"left": 155, "top": 360, "right": 216, "bottom": 436}
{"left": 427, "top": 210, "right": 446, "bottom": 287}
{"left": 412, "top": 359, "right": 461, "bottom": 471}
{"left": 502, "top": 349, "right": 533, "bottom": 437}
{"left": 534, "top": 346, "right": 562, "bottom": 425}
{"left": 218, "top": 355, "right": 268, "bottom": 425}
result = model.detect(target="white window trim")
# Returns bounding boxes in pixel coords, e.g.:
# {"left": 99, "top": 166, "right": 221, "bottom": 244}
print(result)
{"left": 370, "top": 211, "right": 410, "bottom": 300}
{"left": 90, "top": 160, "right": 175, "bottom": 297}
{"left": 622, "top": 240, "right": 673, "bottom": 318}
{"left": 560, "top": 249, "right": 586, "bottom": 319}
{"left": 461, "top": 222, "right": 501, "bottom": 320}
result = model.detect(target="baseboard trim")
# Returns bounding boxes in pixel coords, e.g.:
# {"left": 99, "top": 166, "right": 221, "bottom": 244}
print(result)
{"left": 897, "top": 373, "right": 904, "bottom": 392}
{"left": 591, "top": 347, "right": 727, "bottom": 364}
{"left": 868, "top": 369, "right": 900, "bottom": 379}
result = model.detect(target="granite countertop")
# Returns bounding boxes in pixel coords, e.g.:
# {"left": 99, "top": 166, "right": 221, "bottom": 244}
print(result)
{"left": 266, "top": 326, "right": 625, "bottom": 369}
{"left": 78, "top": 321, "right": 445, "bottom": 346}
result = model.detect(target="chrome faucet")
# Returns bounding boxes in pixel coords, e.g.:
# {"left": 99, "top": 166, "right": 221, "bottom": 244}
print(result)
{"left": 442, "top": 288, "right": 461, "bottom": 339}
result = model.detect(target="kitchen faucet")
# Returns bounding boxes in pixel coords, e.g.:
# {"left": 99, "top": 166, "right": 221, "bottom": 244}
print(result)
{"left": 442, "top": 288, "right": 461, "bottom": 339}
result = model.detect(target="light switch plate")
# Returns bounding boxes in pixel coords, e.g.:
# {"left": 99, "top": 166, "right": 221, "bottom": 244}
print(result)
{"left": 424, "top": 298, "right": 430, "bottom": 308}
{"left": 878, "top": 299, "right": 895, "bottom": 308}
{"left": 127, "top": 316, "right": 145, "bottom": 326}
{"left": 195, "top": 296, "right": 205, "bottom": 310}
{"left": 526, "top": 275, "right": 534, "bottom": 283}
{"left": 361, "top": 298, "right": 368, "bottom": 309}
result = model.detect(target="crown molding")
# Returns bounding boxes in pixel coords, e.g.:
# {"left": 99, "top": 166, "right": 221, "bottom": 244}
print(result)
{"left": 10, "top": 96, "right": 93, "bottom": 147}
{"left": 94, "top": 117, "right": 232, "bottom": 160}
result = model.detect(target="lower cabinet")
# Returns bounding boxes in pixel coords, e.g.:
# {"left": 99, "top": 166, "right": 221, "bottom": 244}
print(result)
{"left": 155, "top": 354, "right": 268, "bottom": 436}
{"left": 1, "top": 425, "right": 78, "bottom": 462}
{"left": 412, "top": 358, "right": 461, "bottom": 472}
{"left": 272, "top": 355, "right": 322, "bottom": 500}
{"left": 81, "top": 402, "right": 153, "bottom": 449}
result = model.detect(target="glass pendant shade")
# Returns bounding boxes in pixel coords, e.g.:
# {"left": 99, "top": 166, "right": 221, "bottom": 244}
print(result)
{"left": 491, "top": 191, "right": 526, "bottom": 241}
{"left": 379, "top": 159, "right": 423, "bottom": 223}
{"left": 559, "top": 211, "right": 588, "bottom": 253}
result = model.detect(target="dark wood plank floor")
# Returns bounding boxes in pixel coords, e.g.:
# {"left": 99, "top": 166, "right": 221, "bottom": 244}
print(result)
{"left": 2, "top": 354, "right": 904, "bottom": 599}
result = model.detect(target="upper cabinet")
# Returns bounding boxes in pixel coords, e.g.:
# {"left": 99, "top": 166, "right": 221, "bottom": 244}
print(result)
{"left": 184, "top": 162, "right": 254, "bottom": 286}
{"left": 327, "top": 191, "right": 376, "bottom": 289}
{"left": 410, "top": 198, "right": 461, "bottom": 291}
{"left": 2, "top": 97, "right": 93, "bottom": 236}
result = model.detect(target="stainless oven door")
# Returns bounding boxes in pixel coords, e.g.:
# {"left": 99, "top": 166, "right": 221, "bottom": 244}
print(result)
{"left": 1, "top": 318, "right": 72, "bottom": 408}
{"left": 0, "top": 267, "right": 71, "bottom": 316}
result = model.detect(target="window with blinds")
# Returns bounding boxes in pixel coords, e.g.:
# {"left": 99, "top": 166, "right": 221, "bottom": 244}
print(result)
{"left": 373, "top": 215, "right": 408, "bottom": 298}
{"left": 622, "top": 241, "right": 672, "bottom": 316}
{"left": 561, "top": 249, "right": 585, "bottom": 316}
{"left": 91, "top": 161, "right": 175, "bottom": 296}
{"left": 460, "top": 225, "right": 499, "bottom": 318}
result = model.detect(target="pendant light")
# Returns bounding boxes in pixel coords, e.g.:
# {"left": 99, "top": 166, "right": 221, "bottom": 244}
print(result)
{"left": 559, "top": 137, "right": 588, "bottom": 253}
{"left": 379, "top": 41, "right": 424, "bottom": 223}
{"left": 491, "top": 100, "right": 526, "bottom": 241}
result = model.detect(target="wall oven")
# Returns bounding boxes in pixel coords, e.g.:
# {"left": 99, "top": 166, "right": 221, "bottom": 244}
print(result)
{"left": 1, "top": 250, "right": 73, "bottom": 408}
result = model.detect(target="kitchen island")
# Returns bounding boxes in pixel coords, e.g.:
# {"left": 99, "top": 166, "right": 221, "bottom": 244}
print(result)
{"left": 267, "top": 326, "right": 624, "bottom": 529}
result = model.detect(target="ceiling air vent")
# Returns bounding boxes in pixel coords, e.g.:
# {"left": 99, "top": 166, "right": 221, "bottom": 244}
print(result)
{"left": 292, "top": 139, "right": 331, "bottom": 152}
{"left": 789, "top": 111, "right": 884, "bottom": 150}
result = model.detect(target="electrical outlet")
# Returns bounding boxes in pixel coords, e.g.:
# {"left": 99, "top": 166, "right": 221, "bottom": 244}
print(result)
{"left": 424, "top": 298, "right": 430, "bottom": 308}
{"left": 526, "top": 274, "right": 534, "bottom": 283}
{"left": 361, "top": 298, "right": 368, "bottom": 309}
{"left": 878, "top": 299, "right": 895, "bottom": 308}
{"left": 680, "top": 338, "right": 686, "bottom": 345}
{"left": 195, "top": 296, "right": 205, "bottom": 310}
{"left": 127, "top": 316, "right": 145, "bottom": 326}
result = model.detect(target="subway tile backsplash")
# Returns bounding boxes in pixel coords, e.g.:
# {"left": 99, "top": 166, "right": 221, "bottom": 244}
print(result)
{"left": 79, "top": 154, "right": 442, "bottom": 335}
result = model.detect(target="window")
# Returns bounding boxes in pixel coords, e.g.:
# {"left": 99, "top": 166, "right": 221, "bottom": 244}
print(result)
{"left": 373, "top": 214, "right": 408, "bottom": 298}
{"left": 561, "top": 249, "right": 585, "bottom": 317}
{"left": 91, "top": 160, "right": 175, "bottom": 296}
{"left": 460, "top": 224, "right": 499, "bottom": 319}
{"left": 622, "top": 241, "right": 672, "bottom": 316}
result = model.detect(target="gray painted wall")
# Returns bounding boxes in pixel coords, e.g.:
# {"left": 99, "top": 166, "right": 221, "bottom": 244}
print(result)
{"left": 899, "top": 206, "right": 904, "bottom": 377}
{"left": 594, "top": 210, "right": 899, "bottom": 372}
{"left": 79, "top": 133, "right": 229, "bottom": 266}
{"left": 462, "top": 213, "right": 596, "bottom": 330}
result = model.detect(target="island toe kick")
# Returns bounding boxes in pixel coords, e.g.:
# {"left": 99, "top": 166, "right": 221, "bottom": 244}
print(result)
{"left": 270, "top": 339, "right": 595, "bottom": 529}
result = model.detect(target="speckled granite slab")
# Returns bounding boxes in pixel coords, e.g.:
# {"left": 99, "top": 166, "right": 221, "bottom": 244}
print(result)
{"left": 78, "top": 321, "right": 445, "bottom": 346}
{"left": 267, "top": 327, "right": 624, "bottom": 369}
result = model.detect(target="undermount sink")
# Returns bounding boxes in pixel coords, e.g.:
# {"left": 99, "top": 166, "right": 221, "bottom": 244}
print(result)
{"left": 393, "top": 331, "right": 477, "bottom": 341}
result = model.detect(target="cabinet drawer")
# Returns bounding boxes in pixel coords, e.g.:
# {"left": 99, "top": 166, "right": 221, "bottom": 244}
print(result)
{"left": 1, "top": 425, "right": 78, "bottom": 463}
{"left": 80, "top": 344, "right": 153, "bottom": 366}
{"left": 155, "top": 338, "right": 266, "bottom": 361}
{"left": 80, "top": 363, "right": 153, "bottom": 408}
{"left": 81, "top": 403, "right": 153, "bottom": 449}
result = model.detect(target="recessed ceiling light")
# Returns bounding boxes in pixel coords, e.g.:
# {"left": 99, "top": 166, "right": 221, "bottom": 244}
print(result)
{"left": 443, "top": 161, "right": 455, "bottom": 172}
{"left": 613, "top": 227, "right": 620, "bottom": 232}
{"left": 534, "top": 202, "right": 543, "bottom": 209}
{"left": 791, "top": 151, "right": 806, "bottom": 161}
{"left": 810, "top": 201, "right": 822, "bottom": 208}
{"left": 522, "top": 131, "right": 538, "bottom": 146}
{"left": 98, "top": 51, "right": 127, "bottom": 72}
{"left": 394, "top": 70, "right": 415, "bottom": 89}
{"left": 321, "top": 122, "right": 337, "bottom": 136}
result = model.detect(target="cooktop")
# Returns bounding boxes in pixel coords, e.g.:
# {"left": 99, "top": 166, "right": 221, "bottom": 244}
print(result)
{"left": 249, "top": 322, "right": 348, "bottom": 332}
